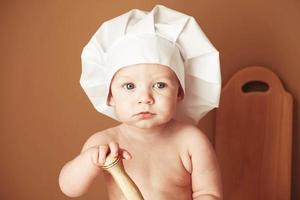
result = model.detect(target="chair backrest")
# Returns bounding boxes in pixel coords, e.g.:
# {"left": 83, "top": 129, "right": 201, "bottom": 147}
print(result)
{"left": 215, "top": 66, "right": 293, "bottom": 200}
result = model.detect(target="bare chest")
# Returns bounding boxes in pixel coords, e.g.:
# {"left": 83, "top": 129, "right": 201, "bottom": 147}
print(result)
{"left": 104, "top": 141, "right": 192, "bottom": 200}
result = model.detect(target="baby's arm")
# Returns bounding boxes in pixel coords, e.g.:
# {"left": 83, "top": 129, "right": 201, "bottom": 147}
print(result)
{"left": 186, "top": 127, "right": 223, "bottom": 200}
{"left": 58, "top": 132, "right": 131, "bottom": 197}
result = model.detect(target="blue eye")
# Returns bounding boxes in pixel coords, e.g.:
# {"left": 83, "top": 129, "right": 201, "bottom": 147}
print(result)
{"left": 123, "top": 83, "right": 135, "bottom": 90}
{"left": 154, "top": 82, "right": 167, "bottom": 89}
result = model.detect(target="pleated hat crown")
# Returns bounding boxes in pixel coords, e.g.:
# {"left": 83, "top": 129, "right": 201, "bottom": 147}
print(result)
{"left": 80, "top": 5, "right": 221, "bottom": 124}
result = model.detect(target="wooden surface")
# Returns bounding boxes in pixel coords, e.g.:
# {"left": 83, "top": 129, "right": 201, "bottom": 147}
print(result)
{"left": 215, "top": 66, "right": 293, "bottom": 200}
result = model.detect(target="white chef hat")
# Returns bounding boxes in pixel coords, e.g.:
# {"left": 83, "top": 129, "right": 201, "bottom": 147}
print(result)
{"left": 80, "top": 4, "right": 221, "bottom": 124}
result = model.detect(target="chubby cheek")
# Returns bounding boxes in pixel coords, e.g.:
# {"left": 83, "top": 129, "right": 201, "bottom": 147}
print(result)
{"left": 113, "top": 96, "right": 140, "bottom": 122}
{"left": 113, "top": 98, "right": 133, "bottom": 117}
{"left": 156, "top": 95, "right": 178, "bottom": 117}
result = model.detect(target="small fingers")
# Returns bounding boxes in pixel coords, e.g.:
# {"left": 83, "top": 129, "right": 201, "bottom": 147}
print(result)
{"left": 98, "top": 145, "right": 109, "bottom": 165}
{"left": 90, "top": 142, "right": 132, "bottom": 167}
{"left": 121, "top": 149, "right": 132, "bottom": 160}
{"left": 108, "top": 141, "right": 120, "bottom": 158}
{"left": 91, "top": 148, "right": 99, "bottom": 165}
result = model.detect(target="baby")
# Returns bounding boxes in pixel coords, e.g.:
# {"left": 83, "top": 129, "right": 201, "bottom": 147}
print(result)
{"left": 59, "top": 5, "right": 222, "bottom": 200}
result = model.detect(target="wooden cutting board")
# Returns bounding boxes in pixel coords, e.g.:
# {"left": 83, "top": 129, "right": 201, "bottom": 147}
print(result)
{"left": 215, "top": 66, "right": 293, "bottom": 200}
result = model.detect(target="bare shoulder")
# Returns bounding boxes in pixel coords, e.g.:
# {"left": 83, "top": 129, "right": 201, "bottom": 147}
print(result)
{"left": 81, "top": 126, "right": 119, "bottom": 153}
{"left": 172, "top": 120, "right": 213, "bottom": 153}
{"left": 172, "top": 120, "right": 209, "bottom": 142}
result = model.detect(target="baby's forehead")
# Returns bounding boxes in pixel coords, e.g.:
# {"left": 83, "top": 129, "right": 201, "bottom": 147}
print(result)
{"left": 113, "top": 63, "right": 177, "bottom": 79}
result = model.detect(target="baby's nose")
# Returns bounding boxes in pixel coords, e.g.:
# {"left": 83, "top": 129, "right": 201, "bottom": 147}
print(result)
{"left": 138, "top": 90, "right": 154, "bottom": 104}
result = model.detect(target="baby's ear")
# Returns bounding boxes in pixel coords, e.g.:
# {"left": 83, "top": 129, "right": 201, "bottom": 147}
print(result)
{"left": 107, "top": 91, "right": 115, "bottom": 106}
{"left": 177, "top": 86, "right": 184, "bottom": 101}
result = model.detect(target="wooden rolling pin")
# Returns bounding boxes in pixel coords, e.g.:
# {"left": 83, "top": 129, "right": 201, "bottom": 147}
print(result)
{"left": 102, "top": 154, "right": 144, "bottom": 200}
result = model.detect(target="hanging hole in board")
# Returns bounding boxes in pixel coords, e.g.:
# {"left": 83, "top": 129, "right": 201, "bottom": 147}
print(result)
{"left": 242, "top": 81, "right": 270, "bottom": 93}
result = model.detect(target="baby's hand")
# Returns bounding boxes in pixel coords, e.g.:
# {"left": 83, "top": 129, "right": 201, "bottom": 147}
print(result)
{"left": 90, "top": 141, "right": 132, "bottom": 167}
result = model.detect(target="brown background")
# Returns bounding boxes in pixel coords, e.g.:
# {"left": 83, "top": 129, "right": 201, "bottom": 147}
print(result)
{"left": 1, "top": 0, "right": 299, "bottom": 199}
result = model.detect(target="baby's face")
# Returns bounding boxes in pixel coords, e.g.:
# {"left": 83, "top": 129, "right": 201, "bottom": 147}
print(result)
{"left": 108, "top": 63, "right": 182, "bottom": 129}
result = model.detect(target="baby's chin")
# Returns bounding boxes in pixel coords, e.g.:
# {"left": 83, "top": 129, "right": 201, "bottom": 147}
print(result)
{"left": 122, "top": 117, "right": 172, "bottom": 130}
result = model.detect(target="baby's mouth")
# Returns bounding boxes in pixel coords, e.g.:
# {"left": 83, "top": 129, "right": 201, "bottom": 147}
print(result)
{"left": 135, "top": 112, "right": 155, "bottom": 119}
